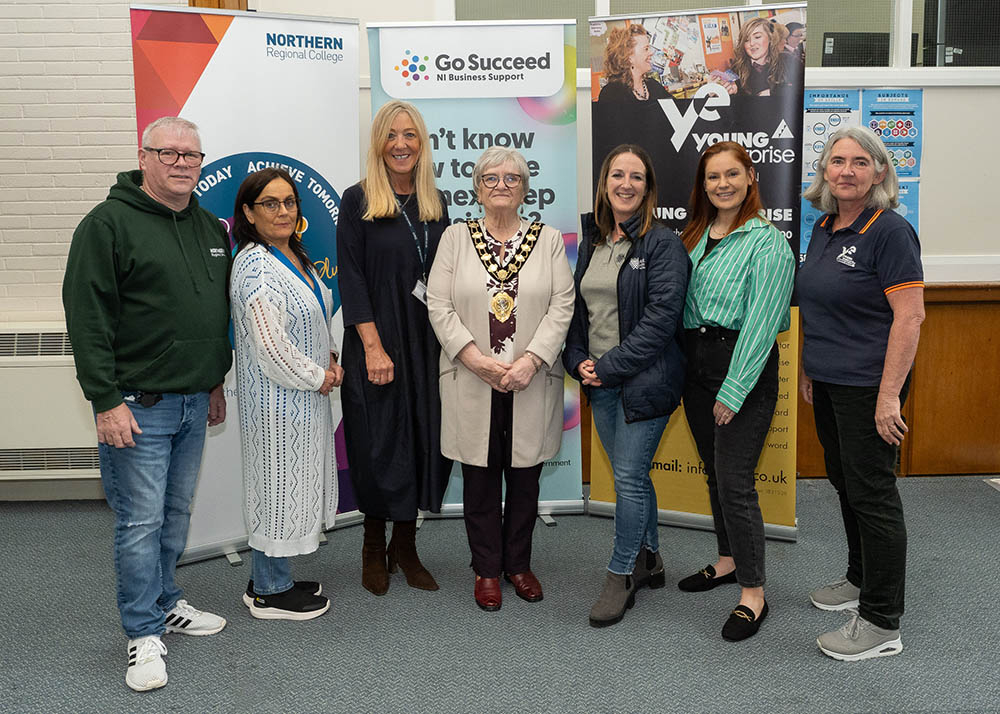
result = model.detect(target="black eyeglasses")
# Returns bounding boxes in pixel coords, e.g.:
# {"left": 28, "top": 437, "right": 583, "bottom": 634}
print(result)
{"left": 143, "top": 147, "right": 206, "bottom": 167}
{"left": 480, "top": 173, "right": 522, "bottom": 188}
{"left": 253, "top": 197, "right": 299, "bottom": 214}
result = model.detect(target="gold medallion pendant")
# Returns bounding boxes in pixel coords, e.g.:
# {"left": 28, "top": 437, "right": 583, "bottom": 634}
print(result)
{"left": 490, "top": 290, "right": 514, "bottom": 322}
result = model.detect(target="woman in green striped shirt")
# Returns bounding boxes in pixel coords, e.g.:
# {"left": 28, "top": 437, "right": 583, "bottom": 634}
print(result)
{"left": 677, "top": 141, "right": 794, "bottom": 641}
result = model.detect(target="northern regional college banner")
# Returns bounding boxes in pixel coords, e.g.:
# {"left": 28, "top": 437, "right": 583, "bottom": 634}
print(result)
{"left": 368, "top": 21, "right": 583, "bottom": 514}
{"left": 588, "top": 5, "right": 806, "bottom": 537}
{"left": 130, "top": 5, "right": 361, "bottom": 559}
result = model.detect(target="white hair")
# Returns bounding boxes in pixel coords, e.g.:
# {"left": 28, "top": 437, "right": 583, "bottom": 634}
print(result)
{"left": 472, "top": 146, "right": 531, "bottom": 197}
{"left": 141, "top": 116, "right": 200, "bottom": 148}
{"left": 803, "top": 126, "right": 899, "bottom": 213}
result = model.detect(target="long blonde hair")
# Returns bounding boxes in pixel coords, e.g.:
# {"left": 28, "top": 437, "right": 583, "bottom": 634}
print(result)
{"left": 362, "top": 100, "right": 442, "bottom": 222}
{"left": 733, "top": 18, "right": 788, "bottom": 95}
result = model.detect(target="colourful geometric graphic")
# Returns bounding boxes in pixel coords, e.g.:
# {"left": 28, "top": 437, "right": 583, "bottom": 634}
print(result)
{"left": 130, "top": 9, "right": 233, "bottom": 143}
{"left": 393, "top": 49, "right": 430, "bottom": 86}
{"left": 516, "top": 44, "right": 577, "bottom": 126}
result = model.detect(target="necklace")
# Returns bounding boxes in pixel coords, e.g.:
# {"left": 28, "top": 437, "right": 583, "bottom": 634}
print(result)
{"left": 467, "top": 219, "right": 543, "bottom": 323}
{"left": 632, "top": 80, "right": 649, "bottom": 100}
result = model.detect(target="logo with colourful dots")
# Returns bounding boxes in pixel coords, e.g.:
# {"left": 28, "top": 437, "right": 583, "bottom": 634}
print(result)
{"left": 394, "top": 50, "right": 431, "bottom": 86}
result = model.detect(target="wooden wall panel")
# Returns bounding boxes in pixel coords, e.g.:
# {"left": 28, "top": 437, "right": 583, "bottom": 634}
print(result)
{"left": 906, "top": 284, "right": 1000, "bottom": 474}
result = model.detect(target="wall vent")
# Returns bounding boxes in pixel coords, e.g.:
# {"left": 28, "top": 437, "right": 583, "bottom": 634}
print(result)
{"left": 0, "top": 448, "right": 100, "bottom": 472}
{"left": 0, "top": 332, "right": 73, "bottom": 358}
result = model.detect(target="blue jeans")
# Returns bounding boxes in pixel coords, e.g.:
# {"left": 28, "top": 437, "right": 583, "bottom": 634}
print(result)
{"left": 589, "top": 385, "right": 668, "bottom": 575}
{"left": 252, "top": 550, "right": 293, "bottom": 595}
{"left": 99, "top": 391, "right": 209, "bottom": 639}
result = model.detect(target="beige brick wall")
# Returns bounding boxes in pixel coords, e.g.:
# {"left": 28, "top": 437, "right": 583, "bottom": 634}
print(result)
{"left": 0, "top": 0, "right": 185, "bottom": 324}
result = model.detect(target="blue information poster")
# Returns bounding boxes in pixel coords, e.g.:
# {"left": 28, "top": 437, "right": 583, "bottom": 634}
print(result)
{"left": 802, "top": 89, "right": 861, "bottom": 182}
{"left": 895, "top": 180, "right": 919, "bottom": 234}
{"left": 862, "top": 89, "right": 923, "bottom": 178}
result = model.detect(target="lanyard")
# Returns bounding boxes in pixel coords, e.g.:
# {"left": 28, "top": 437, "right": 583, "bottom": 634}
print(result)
{"left": 395, "top": 196, "right": 429, "bottom": 280}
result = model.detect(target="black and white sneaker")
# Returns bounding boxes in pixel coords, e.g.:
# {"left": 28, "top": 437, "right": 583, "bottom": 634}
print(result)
{"left": 242, "top": 579, "right": 322, "bottom": 608}
{"left": 249, "top": 588, "right": 330, "bottom": 621}
{"left": 125, "top": 635, "right": 167, "bottom": 691}
{"left": 164, "top": 599, "right": 226, "bottom": 636}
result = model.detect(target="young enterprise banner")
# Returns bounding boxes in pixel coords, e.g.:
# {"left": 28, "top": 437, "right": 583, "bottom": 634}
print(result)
{"left": 130, "top": 6, "right": 361, "bottom": 560}
{"left": 369, "top": 21, "right": 583, "bottom": 514}
{"left": 588, "top": 5, "right": 806, "bottom": 537}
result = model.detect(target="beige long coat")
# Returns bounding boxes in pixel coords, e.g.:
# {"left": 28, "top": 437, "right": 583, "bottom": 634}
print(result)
{"left": 427, "top": 220, "right": 575, "bottom": 468}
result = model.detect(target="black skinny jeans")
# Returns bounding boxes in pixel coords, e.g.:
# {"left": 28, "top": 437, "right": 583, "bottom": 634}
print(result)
{"left": 683, "top": 328, "right": 779, "bottom": 588}
{"left": 811, "top": 377, "right": 910, "bottom": 630}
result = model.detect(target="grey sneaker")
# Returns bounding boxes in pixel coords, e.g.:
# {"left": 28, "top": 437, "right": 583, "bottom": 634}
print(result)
{"left": 810, "top": 578, "right": 861, "bottom": 611}
{"left": 817, "top": 611, "right": 903, "bottom": 661}
{"left": 589, "top": 572, "right": 636, "bottom": 627}
{"left": 632, "top": 548, "right": 665, "bottom": 590}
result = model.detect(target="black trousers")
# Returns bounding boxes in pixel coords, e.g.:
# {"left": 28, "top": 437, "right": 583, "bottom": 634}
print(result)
{"left": 811, "top": 377, "right": 910, "bottom": 630}
{"left": 683, "top": 328, "right": 779, "bottom": 588}
{"left": 461, "top": 390, "right": 543, "bottom": 578}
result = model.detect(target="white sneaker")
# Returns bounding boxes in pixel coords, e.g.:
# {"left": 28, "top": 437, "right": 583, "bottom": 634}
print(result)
{"left": 125, "top": 635, "right": 167, "bottom": 692}
{"left": 164, "top": 599, "right": 226, "bottom": 636}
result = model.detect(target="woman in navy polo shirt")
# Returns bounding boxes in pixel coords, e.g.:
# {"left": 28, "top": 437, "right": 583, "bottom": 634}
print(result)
{"left": 799, "top": 126, "right": 924, "bottom": 662}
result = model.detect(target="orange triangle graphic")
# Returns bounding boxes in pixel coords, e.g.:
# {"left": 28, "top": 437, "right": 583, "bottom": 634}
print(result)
{"left": 135, "top": 39, "right": 220, "bottom": 108}
{"left": 132, "top": 43, "right": 181, "bottom": 120}
{"left": 202, "top": 15, "right": 234, "bottom": 44}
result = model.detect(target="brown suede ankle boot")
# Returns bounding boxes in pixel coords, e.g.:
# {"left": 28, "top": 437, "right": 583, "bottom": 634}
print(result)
{"left": 387, "top": 520, "right": 439, "bottom": 591}
{"left": 361, "top": 517, "right": 389, "bottom": 595}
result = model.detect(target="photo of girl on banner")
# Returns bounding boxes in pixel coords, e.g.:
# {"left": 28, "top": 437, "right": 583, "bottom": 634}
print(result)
{"left": 590, "top": 5, "right": 806, "bottom": 241}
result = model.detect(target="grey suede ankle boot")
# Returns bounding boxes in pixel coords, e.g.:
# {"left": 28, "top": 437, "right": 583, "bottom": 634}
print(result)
{"left": 589, "top": 572, "right": 636, "bottom": 627}
{"left": 632, "top": 547, "right": 665, "bottom": 590}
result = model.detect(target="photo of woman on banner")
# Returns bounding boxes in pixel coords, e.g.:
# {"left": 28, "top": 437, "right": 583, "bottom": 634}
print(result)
{"left": 337, "top": 100, "right": 452, "bottom": 597}
{"left": 230, "top": 168, "right": 342, "bottom": 621}
{"left": 677, "top": 141, "right": 794, "bottom": 641}
{"left": 592, "top": 23, "right": 672, "bottom": 195}
{"left": 563, "top": 144, "right": 690, "bottom": 628}
{"left": 798, "top": 126, "right": 923, "bottom": 662}
{"left": 725, "top": 17, "right": 800, "bottom": 97}
{"left": 427, "top": 147, "right": 574, "bottom": 613}
{"left": 596, "top": 23, "right": 669, "bottom": 106}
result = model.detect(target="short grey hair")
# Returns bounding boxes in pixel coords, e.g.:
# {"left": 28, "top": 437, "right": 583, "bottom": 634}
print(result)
{"left": 803, "top": 126, "right": 899, "bottom": 213}
{"left": 141, "top": 116, "right": 201, "bottom": 148}
{"left": 472, "top": 146, "right": 531, "bottom": 198}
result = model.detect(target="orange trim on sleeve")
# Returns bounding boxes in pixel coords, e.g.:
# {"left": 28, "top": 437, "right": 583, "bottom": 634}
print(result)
{"left": 884, "top": 281, "right": 924, "bottom": 296}
{"left": 859, "top": 209, "right": 884, "bottom": 234}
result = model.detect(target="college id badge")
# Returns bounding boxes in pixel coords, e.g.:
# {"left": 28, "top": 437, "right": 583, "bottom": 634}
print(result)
{"left": 412, "top": 278, "right": 427, "bottom": 305}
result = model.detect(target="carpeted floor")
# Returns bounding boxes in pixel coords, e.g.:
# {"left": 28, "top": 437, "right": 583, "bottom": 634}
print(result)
{"left": 1, "top": 476, "right": 998, "bottom": 713}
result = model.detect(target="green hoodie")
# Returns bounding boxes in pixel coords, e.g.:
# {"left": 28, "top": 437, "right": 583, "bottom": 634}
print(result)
{"left": 63, "top": 170, "right": 233, "bottom": 412}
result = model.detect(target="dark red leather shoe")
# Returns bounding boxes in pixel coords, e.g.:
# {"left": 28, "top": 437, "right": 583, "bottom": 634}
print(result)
{"left": 474, "top": 576, "right": 501, "bottom": 611}
{"left": 504, "top": 571, "right": 544, "bottom": 603}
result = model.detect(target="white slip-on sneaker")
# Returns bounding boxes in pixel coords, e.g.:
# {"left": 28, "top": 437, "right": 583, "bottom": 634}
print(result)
{"left": 125, "top": 635, "right": 167, "bottom": 692}
{"left": 164, "top": 599, "right": 226, "bottom": 636}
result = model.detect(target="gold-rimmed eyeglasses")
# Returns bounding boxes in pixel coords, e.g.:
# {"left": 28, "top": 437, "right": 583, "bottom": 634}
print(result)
{"left": 480, "top": 173, "right": 522, "bottom": 189}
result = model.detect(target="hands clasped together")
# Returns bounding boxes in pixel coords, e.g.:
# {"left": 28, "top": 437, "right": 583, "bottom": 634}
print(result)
{"left": 460, "top": 343, "right": 540, "bottom": 393}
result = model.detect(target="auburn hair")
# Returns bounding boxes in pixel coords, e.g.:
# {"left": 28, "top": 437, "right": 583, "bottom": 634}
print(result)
{"left": 680, "top": 142, "right": 765, "bottom": 251}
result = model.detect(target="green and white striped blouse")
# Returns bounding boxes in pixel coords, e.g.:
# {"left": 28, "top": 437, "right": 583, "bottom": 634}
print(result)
{"left": 682, "top": 215, "right": 795, "bottom": 412}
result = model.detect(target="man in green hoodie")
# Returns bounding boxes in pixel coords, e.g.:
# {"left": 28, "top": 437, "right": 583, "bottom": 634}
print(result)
{"left": 63, "top": 116, "right": 233, "bottom": 692}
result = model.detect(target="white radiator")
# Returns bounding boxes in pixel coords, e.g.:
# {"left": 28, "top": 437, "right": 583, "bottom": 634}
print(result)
{"left": 0, "top": 324, "right": 99, "bottom": 481}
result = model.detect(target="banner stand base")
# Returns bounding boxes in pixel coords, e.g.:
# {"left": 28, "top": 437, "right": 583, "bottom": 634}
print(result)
{"left": 179, "top": 509, "right": 366, "bottom": 566}
{"left": 587, "top": 501, "right": 798, "bottom": 542}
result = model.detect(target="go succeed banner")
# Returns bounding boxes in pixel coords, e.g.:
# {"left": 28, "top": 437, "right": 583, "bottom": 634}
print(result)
{"left": 368, "top": 21, "right": 583, "bottom": 514}
{"left": 130, "top": 6, "right": 361, "bottom": 561}
{"left": 588, "top": 5, "right": 806, "bottom": 537}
